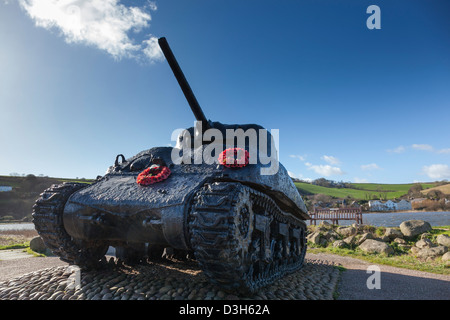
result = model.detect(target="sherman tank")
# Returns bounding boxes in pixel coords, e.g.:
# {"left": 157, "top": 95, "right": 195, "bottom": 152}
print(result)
{"left": 32, "top": 37, "right": 310, "bottom": 294}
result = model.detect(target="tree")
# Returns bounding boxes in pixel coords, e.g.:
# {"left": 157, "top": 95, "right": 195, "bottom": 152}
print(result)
{"left": 408, "top": 184, "right": 423, "bottom": 198}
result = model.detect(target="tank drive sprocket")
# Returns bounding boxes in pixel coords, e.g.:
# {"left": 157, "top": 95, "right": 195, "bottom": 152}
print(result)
{"left": 188, "top": 182, "right": 307, "bottom": 294}
{"left": 32, "top": 182, "right": 109, "bottom": 268}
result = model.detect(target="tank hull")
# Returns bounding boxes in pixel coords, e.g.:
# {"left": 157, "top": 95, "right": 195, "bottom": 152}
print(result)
{"left": 62, "top": 146, "right": 309, "bottom": 250}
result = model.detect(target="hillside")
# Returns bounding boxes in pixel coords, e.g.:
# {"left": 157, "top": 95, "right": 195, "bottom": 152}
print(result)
{"left": 294, "top": 182, "right": 436, "bottom": 201}
{"left": 0, "top": 175, "right": 93, "bottom": 221}
{"left": 421, "top": 184, "right": 450, "bottom": 196}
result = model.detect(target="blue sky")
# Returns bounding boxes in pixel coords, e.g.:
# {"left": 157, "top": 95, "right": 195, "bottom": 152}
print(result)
{"left": 0, "top": 0, "right": 449, "bottom": 183}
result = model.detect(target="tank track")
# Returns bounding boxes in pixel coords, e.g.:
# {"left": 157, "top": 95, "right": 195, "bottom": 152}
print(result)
{"left": 32, "top": 183, "right": 108, "bottom": 268}
{"left": 188, "top": 182, "right": 307, "bottom": 294}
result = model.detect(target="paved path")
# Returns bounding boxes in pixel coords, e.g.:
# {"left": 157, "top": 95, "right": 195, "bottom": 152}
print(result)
{"left": 0, "top": 249, "right": 34, "bottom": 261}
{"left": 1, "top": 252, "right": 449, "bottom": 299}
{"left": 307, "top": 252, "right": 450, "bottom": 300}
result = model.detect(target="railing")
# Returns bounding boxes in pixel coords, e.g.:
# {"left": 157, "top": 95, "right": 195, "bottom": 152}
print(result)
{"left": 309, "top": 208, "right": 363, "bottom": 225}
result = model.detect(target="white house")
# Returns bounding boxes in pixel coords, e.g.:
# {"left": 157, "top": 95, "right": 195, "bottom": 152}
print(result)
{"left": 397, "top": 199, "right": 412, "bottom": 211}
{"left": 368, "top": 199, "right": 411, "bottom": 212}
{"left": 0, "top": 186, "right": 12, "bottom": 192}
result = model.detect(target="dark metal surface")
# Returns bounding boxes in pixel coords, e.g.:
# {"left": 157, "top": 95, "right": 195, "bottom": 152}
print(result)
{"left": 63, "top": 138, "right": 309, "bottom": 250}
{"left": 158, "top": 37, "right": 210, "bottom": 130}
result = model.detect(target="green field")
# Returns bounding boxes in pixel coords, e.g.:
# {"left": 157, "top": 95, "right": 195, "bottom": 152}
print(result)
{"left": 294, "top": 182, "right": 435, "bottom": 200}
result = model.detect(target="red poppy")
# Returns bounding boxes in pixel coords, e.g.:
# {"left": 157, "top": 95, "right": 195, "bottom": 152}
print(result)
{"left": 218, "top": 148, "right": 250, "bottom": 168}
{"left": 137, "top": 164, "right": 171, "bottom": 186}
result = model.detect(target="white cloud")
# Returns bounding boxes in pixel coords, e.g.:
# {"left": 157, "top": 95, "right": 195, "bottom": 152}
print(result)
{"left": 354, "top": 177, "right": 369, "bottom": 183}
{"left": 18, "top": 0, "right": 162, "bottom": 62}
{"left": 412, "top": 144, "right": 434, "bottom": 152}
{"left": 321, "top": 155, "right": 340, "bottom": 165}
{"left": 422, "top": 164, "right": 450, "bottom": 180}
{"left": 307, "top": 164, "right": 344, "bottom": 177}
{"left": 387, "top": 145, "right": 406, "bottom": 153}
{"left": 288, "top": 171, "right": 312, "bottom": 182}
{"left": 290, "top": 155, "right": 306, "bottom": 161}
{"left": 361, "top": 163, "right": 380, "bottom": 171}
{"left": 437, "top": 148, "right": 450, "bottom": 154}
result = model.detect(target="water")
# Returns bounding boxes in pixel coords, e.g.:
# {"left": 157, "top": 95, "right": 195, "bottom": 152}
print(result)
{"left": 0, "top": 223, "right": 36, "bottom": 231}
{"left": 1, "top": 211, "right": 450, "bottom": 231}
{"left": 309, "top": 211, "right": 450, "bottom": 227}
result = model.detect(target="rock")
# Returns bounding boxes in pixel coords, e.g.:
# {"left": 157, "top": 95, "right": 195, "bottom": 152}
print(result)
{"left": 359, "top": 239, "right": 394, "bottom": 255}
{"left": 29, "top": 237, "right": 47, "bottom": 253}
{"left": 394, "top": 238, "right": 406, "bottom": 244}
{"left": 357, "top": 232, "right": 373, "bottom": 246}
{"left": 399, "top": 220, "right": 432, "bottom": 238}
{"left": 332, "top": 240, "right": 347, "bottom": 248}
{"left": 377, "top": 235, "right": 390, "bottom": 242}
{"left": 415, "top": 238, "right": 433, "bottom": 249}
{"left": 319, "top": 238, "right": 328, "bottom": 247}
{"left": 336, "top": 226, "right": 357, "bottom": 237}
{"left": 420, "top": 233, "right": 432, "bottom": 240}
{"left": 417, "top": 246, "right": 448, "bottom": 260}
{"left": 436, "top": 234, "right": 450, "bottom": 247}
{"left": 322, "top": 230, "right": 340, "bottom": 240}
{"left": 306, "top": 232, "right": 322, "bottom": 244}
{"left": 319, "top": 221, "right": 334, "bottom": 229}
{"left": 384, "top": 228, "right": 403, "bottom": 240}
{"left": 343, "top": 235, "right": 356, "bottom": 245}
{"left": 410, "top": 246, "right": 421, "bottom": 255}
{"left": 442, "top": 252, "right": 450, "bottom": 262}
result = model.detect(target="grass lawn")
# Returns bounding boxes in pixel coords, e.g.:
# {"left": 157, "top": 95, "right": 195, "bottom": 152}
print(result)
{"left": 307, "top": 225, "right": 450, "bottom": 275}
{"left": 295, "top": 182, "right": 435, "bottom": 200}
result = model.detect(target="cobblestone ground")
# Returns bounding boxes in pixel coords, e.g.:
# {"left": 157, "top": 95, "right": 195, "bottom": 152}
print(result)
{"left": 0, "top": 257, "right": 341, "bottom": 300}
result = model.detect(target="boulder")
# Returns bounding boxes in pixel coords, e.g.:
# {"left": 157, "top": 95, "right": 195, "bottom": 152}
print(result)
{"left": 357, "top": 232, "right": 374, "bottom": 246}
{"left": 377, "top": 235, "right": 390, "bottom": 242}
{"left": 399, "top": 220, "right": 432, "bottom": 238}
{"left": 415, "top": 238, "right": 433, "bottom": 249}
{"left": 359, "top": 239, "right": 394, "bottom": 255}
{"left": 442, "top": 252, "right": 450, "bottom": 262}
{"left": 417, "top": 246, "right": 448, "bottom": 260}
{"left": 394, "top": 238, "right": 406, "bottom": 244}
{"left": 410, "top": 246, "right": 421, "bottom": 255}
{"left": 30, "top": 236, "right": 47, "bottom": 253}
{"left": 322, "top": 229, "right": 340, "bottom": 240}
{"left": 343, "top": 235, "right": 356, "bottom": 245}
{"left": 307, "top": 232, "right": 322, "bottom": 245}
{"left": 332, "top": 240, "right": 347, "bottom": 248}
{"left": 319, "top": 221, "right": 334, "bottom": 229}
{"left": 384, "top": 228, "right": 403, "bottom": 240}
{"left": 420, "top": 233, "right": 432, "bottom": 240}
{"left": 336, "top": 226, "right": 357, "bottom": 237}
{"left": 436, "top": 234, "right": 450, "bottom": 247}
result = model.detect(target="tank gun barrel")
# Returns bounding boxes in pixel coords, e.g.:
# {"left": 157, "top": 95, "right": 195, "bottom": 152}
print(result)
{"left": 158, "top": 37, "right": 210, "bottom": 129}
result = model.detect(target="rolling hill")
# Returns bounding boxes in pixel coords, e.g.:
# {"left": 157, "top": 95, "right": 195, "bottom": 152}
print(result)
{"left": 421, "top": 184, "right": 450, "bottom": 196}
{"left": 294, "top": 182, "right": 436, "bottom": 200}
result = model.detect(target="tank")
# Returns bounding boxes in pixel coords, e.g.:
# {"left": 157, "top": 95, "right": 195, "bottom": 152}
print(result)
{"left": 32, "top": 37, "right": 310, "bottom": 294}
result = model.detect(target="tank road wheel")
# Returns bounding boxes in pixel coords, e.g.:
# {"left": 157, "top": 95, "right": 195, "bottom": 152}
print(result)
{"left": 188, "top": 182, "right": 307, "bottom": 294}
{"left": 32, "top": 183, "right": 109, "bottom": 269}
{"left": 189, "top": 182, "right": 255, "bottom": 293}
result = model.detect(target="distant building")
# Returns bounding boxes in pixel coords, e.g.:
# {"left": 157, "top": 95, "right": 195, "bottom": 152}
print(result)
{"left": 0, "top": 186, "right": 12, "bottom": 192}
{"left": 368, "top": 199, "right": 411, "bottom": 212}
{"left": 397, "top": 199, "right": 412, "bottom": 211}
